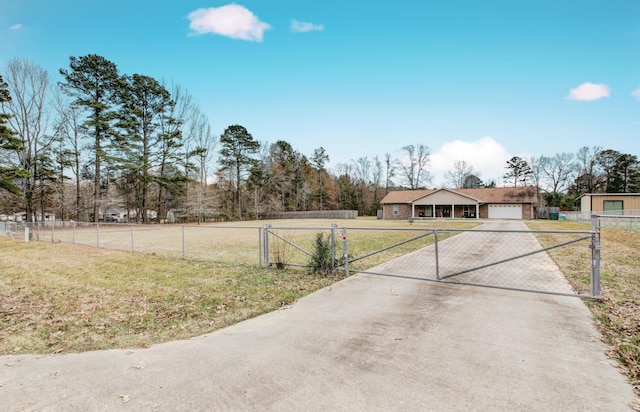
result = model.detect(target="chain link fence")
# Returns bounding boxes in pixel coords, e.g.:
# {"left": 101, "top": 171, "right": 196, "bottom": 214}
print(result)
{"left": 0, "top": 221, "right": 263, "bottom": 265}
{"left": 595, "top": 215, "right": 640, "bottom": 232}
{"left": 2, "top": 220, "right": 601, "bottom": 298}
{"left": 564, "top": 211, "right": 640, "bottom": 231}
{"left": 263, "top": 223, "right": 600, "bottom": 298}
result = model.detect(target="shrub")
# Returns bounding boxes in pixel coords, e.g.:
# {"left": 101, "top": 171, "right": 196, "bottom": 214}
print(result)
{"left": 308, "top": 232, "right": 333, "bottom": 276}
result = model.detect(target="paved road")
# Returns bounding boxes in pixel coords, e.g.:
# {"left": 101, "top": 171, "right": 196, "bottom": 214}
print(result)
{"left": 1, "top": 221, "right": 635, "bottom": 411}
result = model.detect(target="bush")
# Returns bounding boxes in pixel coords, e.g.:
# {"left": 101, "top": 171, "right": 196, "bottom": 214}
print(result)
{"left": 308, "top": 232, "right": 333, "bottom": 276}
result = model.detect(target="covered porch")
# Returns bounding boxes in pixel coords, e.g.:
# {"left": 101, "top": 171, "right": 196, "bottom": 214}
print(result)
{"left": 411, "top": 189, "right": 480, "bottom": 219}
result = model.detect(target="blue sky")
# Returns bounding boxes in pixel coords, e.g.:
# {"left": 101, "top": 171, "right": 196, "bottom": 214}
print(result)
{"left": 1, "top": 1, "right": 639, "bottom": 186}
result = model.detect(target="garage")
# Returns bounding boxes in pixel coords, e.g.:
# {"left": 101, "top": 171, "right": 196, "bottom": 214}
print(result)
{"left": 488, "top": 204, "right": 522, "bottom": 219}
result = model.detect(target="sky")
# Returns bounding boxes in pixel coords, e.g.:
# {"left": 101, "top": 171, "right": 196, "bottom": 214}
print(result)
{"left": 1, "top": 0, "right": 639, "bottom": 187}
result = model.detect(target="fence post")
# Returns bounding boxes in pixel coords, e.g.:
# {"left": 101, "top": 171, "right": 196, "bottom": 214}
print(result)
{"left": 258, "top": 227, "right": 262, "bottom": 268}
{"left": 331, "top": 223, "right": 337, "bottom": 270}
{"left": 24, "top": 226, "right": 29, "bottom": 243}
{"left": 590, "top": 214, "right": 602, "bottom": 299}
{"left": 130, "top": 225, "right": 135, "bottom": 252}
{"left": 264, "top": 224, "right": 271, "bottom": 267}
{"left": 96, "top": 223, "right": 100, "bottom": 248}
{"left": 434, "top": 229, "right": 440, "bottom": 280}
{"left": 51, "top": 221, "right": 55, "bottom": 242}
{"left": 72, "top": 222, "right": 76, "bottom": 244}
{"left": 342, "top": 227, "right": 349, "bottom": 276}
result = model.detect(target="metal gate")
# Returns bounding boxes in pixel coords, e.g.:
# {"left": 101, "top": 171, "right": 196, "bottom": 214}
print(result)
{"left": 262, "top": 221, "right": 601, "bottom": 299}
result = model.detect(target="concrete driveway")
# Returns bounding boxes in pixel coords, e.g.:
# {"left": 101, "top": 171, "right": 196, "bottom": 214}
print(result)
{"left": 1, "top": 221, "right": 635, "bottom": 411}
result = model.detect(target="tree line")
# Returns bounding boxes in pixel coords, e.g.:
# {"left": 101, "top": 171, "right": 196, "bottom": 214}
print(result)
{"left": 497, "top": 150, "right": 640, "bottom": 208}
{"left": 1, "top": 56, "right": 639, "bottom": 222}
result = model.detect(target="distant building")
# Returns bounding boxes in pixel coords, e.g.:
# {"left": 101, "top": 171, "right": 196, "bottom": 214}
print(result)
{"left": 380, "top": 187, "right": 538, "bottom": 220}
{"left": 578, "top": 193, "right": 640, "bottom": 215}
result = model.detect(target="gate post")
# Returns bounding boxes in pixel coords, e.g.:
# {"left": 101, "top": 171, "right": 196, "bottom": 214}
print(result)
{"left": 330, "top": 223, "right": 337, "bottom": 270}
{"left": 258, "top": 227, "right": 262, "bottom": 268}
{"left": 590, "top": 214, "right": 602, "bottom": 299}
{"left": 342, "top": 227, "right": 349, "bottom": 277}
{"left": 434, "top": 229, "right": 440, "bottom": 280}
{"left": 264, "top": 224, "right": 271, "bottom": 268}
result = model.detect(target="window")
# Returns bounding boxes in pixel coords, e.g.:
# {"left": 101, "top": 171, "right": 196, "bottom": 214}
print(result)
{"left": 603, "top": 200, "right": 623, "bottom": 215}
{"left": 393, "top": 204, "right": 399, "bottom": 215}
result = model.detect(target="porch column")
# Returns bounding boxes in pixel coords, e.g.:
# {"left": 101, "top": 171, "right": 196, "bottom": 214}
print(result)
{"left": 432, "top": 204, "right": 435, "bottom": 218}
{"left": 451, "top": 203, "right": 455, "bottom": 218}
{"left": 475, "top": 203, "right": 479, "bottom": 219}
{"left": 411, "top": 203, "right": 415, "bottom": 218}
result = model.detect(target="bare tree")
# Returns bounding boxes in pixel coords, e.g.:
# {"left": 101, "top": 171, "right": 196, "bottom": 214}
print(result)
{"left": 51, "top": 90, "right": 88, "bottom": 220}
{"left": 444, "top": 160, "right": 474, "bottom": 189}
{"left": 538, "top": 153, "right": 577, "bottom": 193}
{"left": 3, "top": 58, "right": 54, "bottom": 222}
{"left": 399, "top": 144, "right": 431, "bottom": 189}
{"left": 183, "top": 108, "right": 216, "bottom": 222}
{"left": 334, "top": 162, "right": 356, "bottom": 210}
{"left": 351, "top": 156, "right": 371, "bottom": 214}
{"left": 575, "top": 146, "right": 603, "bottom": 193}
{"left": 371, "top": 155, "right": 383, "bottom": 211}
{"left": 160, "top": 82, "right": 198, "bottom": 221}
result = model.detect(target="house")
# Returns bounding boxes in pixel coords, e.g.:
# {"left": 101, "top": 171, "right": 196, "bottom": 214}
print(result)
{"left": 380, "top": 187, "right": 538, "bottom": 220}
{"left": 578, "top": 193, "right": 640, "bottom": 216}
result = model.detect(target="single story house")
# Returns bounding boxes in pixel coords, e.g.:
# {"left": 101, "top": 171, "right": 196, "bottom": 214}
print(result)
{"left": 578, "top": 193, "right": 640, "bottom": 216}
{"left": 380, "top": 187, "right": 538, "bottom": 220}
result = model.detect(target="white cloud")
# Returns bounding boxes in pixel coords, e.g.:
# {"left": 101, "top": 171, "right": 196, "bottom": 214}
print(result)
{"left": 187, "top": 4, "right": 270, "bottom": 42}
{"left": 430, "top": 137, "right": 511, "bottom": 187}
{"left": 632, "top": 87, "right": 640, "bottom": 101}
{"left": 566, "top": 82, "right": 610, "bottom": 101}
{"left": 290, "top": 19, "right": 324, "bottom": 33}
{"left": 10, "top": 24, "right": 23, "bottom": 30}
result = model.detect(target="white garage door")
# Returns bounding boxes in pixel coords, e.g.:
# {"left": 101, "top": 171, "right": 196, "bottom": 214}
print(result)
{"left": 488, "top": 204, "right": 522, "bottom": 219}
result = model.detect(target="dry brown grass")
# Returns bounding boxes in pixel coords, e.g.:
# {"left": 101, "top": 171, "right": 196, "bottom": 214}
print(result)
{"left": 1, "top": 217, "right": 477, "bottom": 355}
{"left": 527, "top": 220, "right": 640, "bottom": 403}
{"left": 0, "top": 238, "right": 338, "bottom": 354}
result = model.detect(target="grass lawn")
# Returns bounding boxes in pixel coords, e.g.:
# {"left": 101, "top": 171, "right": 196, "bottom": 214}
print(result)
{"left": 0, "top": 217, "right": 476, "bottom": 355}
{"left": 0, "top": 239, "right": 340, "bottom": 354}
